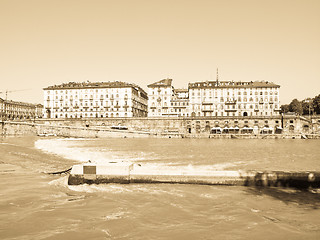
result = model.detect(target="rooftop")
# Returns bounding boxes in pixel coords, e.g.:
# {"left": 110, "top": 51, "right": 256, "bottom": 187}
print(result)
{"left": 147, "top": 78, "right": 173, "bottom": 88}
{"left": 189, "top": 80, "right": 280, "bottom": 89}
{"left": 44, "top": 81, "right": 147, "bottom": 96}
{"left": 175, "top": 88, "right": 188, "bottom": 92}
{"left": 0, "top": 97, "right": 43, "bottom": 107}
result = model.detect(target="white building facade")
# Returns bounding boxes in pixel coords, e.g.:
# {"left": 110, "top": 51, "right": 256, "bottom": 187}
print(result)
{"left": 43, "top": 81, "right": 148, "bottom": 119}
{"left": 147, "top": 79, "right": 189, "bottom": 117}
{"left": 189, "top": 80, "right": 280, "bottom": 117}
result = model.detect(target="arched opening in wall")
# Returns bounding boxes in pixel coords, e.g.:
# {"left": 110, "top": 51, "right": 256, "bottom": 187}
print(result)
{"left": 65, "top": 114, "right": 68, "bottom": 118}
{"left": 243, "top": 112, "right": 248, "bottom": 117}
{"left": 303, "top": 125, "right": 309, "bottom": 132}
{"left": 191, "top": 112, "right": 196, "bottom": 117}
{"left": 205, "top": 124, "right": 211, "bottom": 132}
{"left": 289, "top": 125, "right": 295, "bottom": 132}
{"left": 46, "top": 110, "right": 51, "bottom": 118}
{"left": 187, "top": 125, "right": 191, "bottom": 133}
{"left": 96, "top": 113, "right": 98, "bottom": 118}
{"left": 196, "top": 124, "right": 201, "bottom": 133}
{"left": 111, "top": 113, "right": 114, "bottom": 118}
{"left": 55, "top": 115, "right": 58, "bottom": 118}
{"left": 275, "top": 125, "right": 282, "bottom": 134}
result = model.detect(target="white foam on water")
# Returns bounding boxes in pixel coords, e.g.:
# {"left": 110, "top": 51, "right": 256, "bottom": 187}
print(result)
{"left": 36, "top": 138, "right": 250, "bottom": 193}
{"left": 35, "top": 138, "right": 115, "bottom": 163}
{"left": 68, "top": 183, "right": 188, "bottom": 197}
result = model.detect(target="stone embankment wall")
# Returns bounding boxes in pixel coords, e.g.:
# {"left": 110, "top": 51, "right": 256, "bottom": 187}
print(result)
{"left": 0, "top": 115, "right": 318, "bottom": 138}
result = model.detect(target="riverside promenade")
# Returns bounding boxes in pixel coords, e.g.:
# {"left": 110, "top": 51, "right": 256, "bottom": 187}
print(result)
{"left": 1, "top": 115, "right": 319, "bottom": 139}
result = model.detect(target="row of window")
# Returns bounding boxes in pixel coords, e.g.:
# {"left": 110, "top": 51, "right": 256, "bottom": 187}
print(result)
{"left": 190, "top": 97, "right": 278, "bottom": 102}
{"left": 53, "top": 107, "right": 131, "bottom": 112}
{"left": 191, "top": 90, "right": 278, "bottom": 96}
{"left": 49, "top": 88, "right": 130, "bottom": 94}
{"left": 48, "top": 93, "right": 129, "bottom": 100}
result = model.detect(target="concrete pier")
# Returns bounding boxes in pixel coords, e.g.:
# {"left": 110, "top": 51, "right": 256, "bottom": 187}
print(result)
{"left": 68, "top": 163, "right": 320, "bottom": 189}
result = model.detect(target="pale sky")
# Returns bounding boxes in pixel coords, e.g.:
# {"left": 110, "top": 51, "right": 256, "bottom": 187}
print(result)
{"left": 0, "top": 0, "right": 319, "bottom": 104}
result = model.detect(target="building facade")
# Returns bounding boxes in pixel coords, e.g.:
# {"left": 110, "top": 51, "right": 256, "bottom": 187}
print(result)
{"left": 0, "top": 98, "right": 43, "bottom": 121}
{"left": 148, "top": 78, "right": 280, "bottom": 118}
{"left": 147, "top": 79, "right": 190, "bottom": 117}
{"left": 188, "top": 80, "right": 280, "bottom": 117}
{"left": 43, "top": 81, "right": 148, "bottom": 119}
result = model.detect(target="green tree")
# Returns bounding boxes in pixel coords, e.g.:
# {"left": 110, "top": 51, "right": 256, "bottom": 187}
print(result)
{"left": 289, "top": 99, "right": 303, "bottom": 115}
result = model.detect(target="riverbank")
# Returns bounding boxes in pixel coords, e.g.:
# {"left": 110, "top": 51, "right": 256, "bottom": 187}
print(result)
{"left": 1, "top": 120, "right": 320, "bottom": 139}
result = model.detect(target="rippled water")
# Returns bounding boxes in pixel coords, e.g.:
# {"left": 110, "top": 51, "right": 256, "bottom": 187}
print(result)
{"left": 1, "top": 136, "right": 320, "bottom": 239}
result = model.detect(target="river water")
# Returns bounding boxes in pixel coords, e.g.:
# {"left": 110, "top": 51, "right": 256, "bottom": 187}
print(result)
{"left": 1, "top": 136, "right": 320, "bottom": 239}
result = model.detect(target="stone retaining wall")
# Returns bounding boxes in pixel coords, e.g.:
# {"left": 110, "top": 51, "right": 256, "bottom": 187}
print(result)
{"left": 0, "top": 115, "right": 317, "bottom": 138}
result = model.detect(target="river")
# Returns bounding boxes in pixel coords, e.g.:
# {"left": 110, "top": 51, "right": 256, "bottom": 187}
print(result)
{"left": 1, "top": 136, "right": 320, "bottom": 239}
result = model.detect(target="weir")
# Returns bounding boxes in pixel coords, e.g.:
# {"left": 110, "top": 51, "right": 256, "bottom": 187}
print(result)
{"left": 67, "top": 163, "right": 320, "bottom": 189}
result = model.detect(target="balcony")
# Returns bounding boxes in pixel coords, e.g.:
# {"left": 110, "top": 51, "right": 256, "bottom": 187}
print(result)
{"left": 225, "top": 109, "right": 237, "bottom": 112}
{"left": 254, "top": 109, "right": 259, "bottom": 112}
{"left": 202, "top": 102, "right": 213, "bottom": 105}
{"left": 259, "top": 101, "right": 264, "bottom": 104}
{"left": 225, "top": 101, "right": 237, "bottom": 105}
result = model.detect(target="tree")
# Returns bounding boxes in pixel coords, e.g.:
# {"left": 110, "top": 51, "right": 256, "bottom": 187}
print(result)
{"left": 280, "top": 104, "right": 290, "bottom": 114}
{"left": 313, "top": 94, "right": 320, "bottom": 114}
{"left": 289, "top": 99, "right": 303, "bottom": 115}
{"left": 302, "top": 100, "right": 313, "bottom": 115}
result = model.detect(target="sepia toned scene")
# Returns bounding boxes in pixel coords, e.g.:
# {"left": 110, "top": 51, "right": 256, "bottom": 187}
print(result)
{"left": 1, "top": 0, "right": 320, "bottom": 239}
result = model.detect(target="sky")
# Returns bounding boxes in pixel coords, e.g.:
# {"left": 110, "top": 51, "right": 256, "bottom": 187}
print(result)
{"left": 0, "top": 0, "right": 319, "bottom": 104}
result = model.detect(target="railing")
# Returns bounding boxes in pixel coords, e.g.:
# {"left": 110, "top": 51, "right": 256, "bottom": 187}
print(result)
{"left": 202, "top": 102, "right": 213, "bottom": 105}
{"left": 225, "top": 101, "right": 237, "bottom": 105}
{"left": 225, "top": 109, "right": 237, "bottom": 112}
